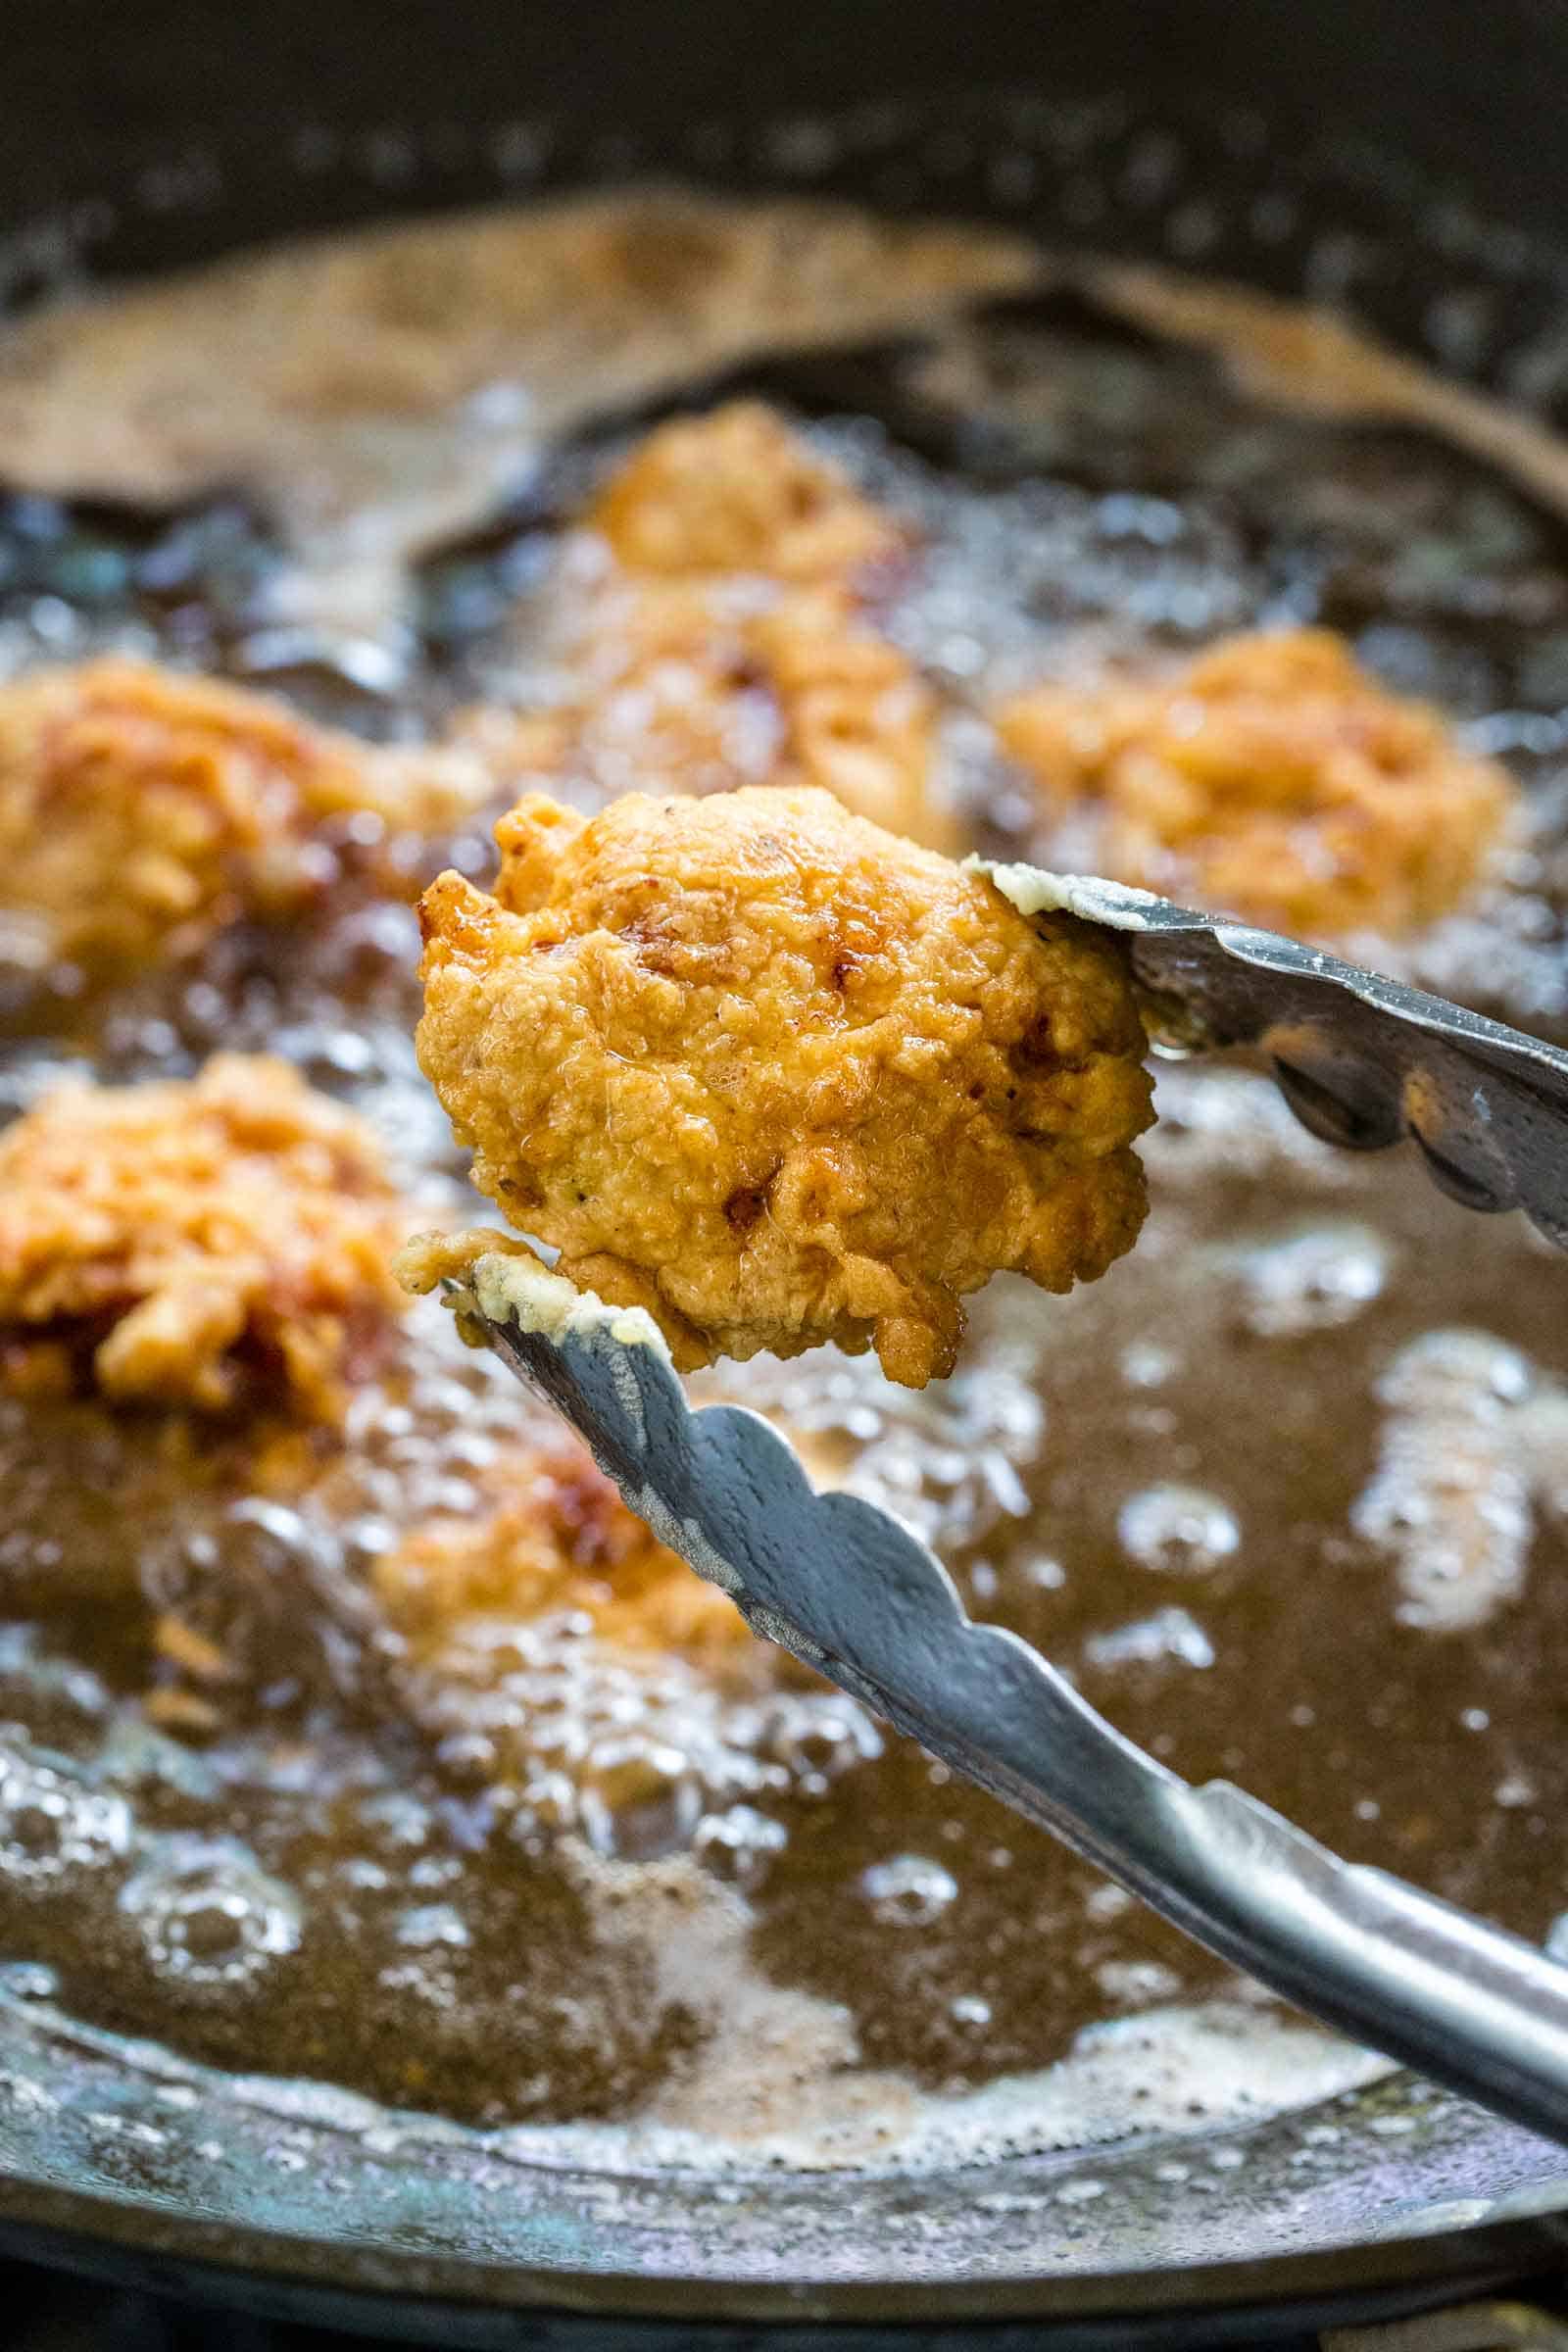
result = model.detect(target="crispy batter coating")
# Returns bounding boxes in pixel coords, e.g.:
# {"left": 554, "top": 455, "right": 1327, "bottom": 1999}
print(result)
{"left": 415, "top": 785, "right": 1152, "bottom": 1388}
{"left": 748, "top": 590, "right": 943, "bottom": 844}
{"left": 587, "top": 402, "right": 904, "bottom": 586}
{"left": 0, "top": 1054, "right": 409, "bottom": 1415}
{"left": 0, "top": 658, "right": 495, "bottom": 974}
{"left": 477, "top": 405, "right": 956, "bottom": 853}
{"left": 376, "top": 1435, "right": 753, "bottom": 1674}
{"left": 996, "top": 629, "right": 1515, "bottom": 941}
{"left": 483, "top": 583, "right": 948, "bottom": 847}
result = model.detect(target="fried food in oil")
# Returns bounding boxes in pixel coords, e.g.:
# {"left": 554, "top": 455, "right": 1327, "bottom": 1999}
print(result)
{"left": 376, "top": 1435, "right": 755, "bottom": 1676}
{"left": 0, "top": 658, "right": 495, "bottom": 974}
{"left": 414, "top": 785, "right": 1152, "bottom": 1389}
{"left": 0, "top": 192, "right": 1038, "bottom": 628}
{"left": 478, "top": 584, "right": 947, "bottom": 847}
{"left": 587, "top": 402, "right": 904, "bottom": 585}
{"left": 996, "top": 629, "right": 1515, "bottom": 941}
{"left": 470, "top": 404, "right": 956, "bottom": 852}
{"left": 0, "top": 1054, "right": 409, "bottom": 1415}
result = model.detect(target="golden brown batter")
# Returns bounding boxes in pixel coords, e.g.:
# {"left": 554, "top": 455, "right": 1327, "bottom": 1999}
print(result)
{"left": 377, "top": 1434, "right": 758, "bottom": 1677}
{"left": 0, "top": 1054, "right": 409, "bottom": 1415}
{"left": 996, "top": 629, "right": 1515, "bottom": 940}
{"left": 0, "top": 177, "right": 1563, "bottom": 2162}
{"left": 414, "top": 784, "right": 1152, "bottom": 1388}
{"left": 0, "top": 658, "right": 495, "bottom": 975}
{"left": 588, "top": 402, "right": 906, "bottom": 585}
{"left": 471, "top": 405, "right": 955, "bottom": 851}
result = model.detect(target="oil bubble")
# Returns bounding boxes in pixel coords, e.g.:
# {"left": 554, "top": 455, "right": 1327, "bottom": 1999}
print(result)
{"left": 394, "top": 1903, "right": 469, "bottom": 1951}
{"left": 120, "top": 1838, "right": 302, "bottom": 1996}
{"left": 1117, "top": 1485, "right": 1240, "bottom": 1578}
{"left": 693, "top": 1804, "right": 790, "bottom": 1891}
{"left": 749, "top": 1693, "right": 883, "bottom": 1794}
{"left": 859, "top": 1854, "right": 959, "bottom": 1926}
{"left": 1233, "top": 1223, "right": 1390, "bottom": 1338}
{"left": 0, "top": 1740, "right": 131, "bottom": 1890}
{"left": 1084, "top": 1608, "right": 1216, "bottom": 1672}
{"left": 577, "top": 1737, "right": 701, "bottom": 1859}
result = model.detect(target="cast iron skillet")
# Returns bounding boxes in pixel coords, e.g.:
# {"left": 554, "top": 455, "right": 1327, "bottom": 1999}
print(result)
{"left": 6, "top": 1, "right": 1568, "bottom": 2335}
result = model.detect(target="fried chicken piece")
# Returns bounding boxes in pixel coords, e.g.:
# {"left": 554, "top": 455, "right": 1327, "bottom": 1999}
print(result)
{"left": 587, "top": 402, "right": 904, "bottom": 586}
{"left": 0, "top": 658, "right": 495, "bottom": 975}
{"left": 996, "top": 629, "right": 1515, "bottom": 941}
{"left": 470, "top": 404, "right": 957, "bottom": 853}
{"left": 749, "top": 590, "right": 943, "bottom": 844}
{"left": 477, "top": 580, "right": 948, "bottom": 845}
{"left": 414, "top": 785, "right": 1152, "bottom": 1388}
{"left": 376, "top": 1435, "right": 753, "bottom": 1675}
{"left": 0, "top": 1054, "right": 409, "bottom": 1415}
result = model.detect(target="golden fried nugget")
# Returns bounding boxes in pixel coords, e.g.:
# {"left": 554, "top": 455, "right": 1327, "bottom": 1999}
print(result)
{"left": 587, "top": 402, "right": 904, "bottom": 585}
{"left": 467, "top": 404, "right": 956, "bottom": 853}
{"left": 749, "top": 589, "right": 944, "bottom": 844}
{"left": 996, "top": 629, "right": 1515, "bottom": 941}
{"left": 0, "top": 658, "right": 495, "bottom": 974}
{"left": 376, "top": 1436, "right": 753, "bottom": 1674}
{"left": 415, "top": 785, "right": 1152, "bottom": 1388}
{"left": 476, "top": 580, "right": 950, "bottom": 849}
{"left": 0, "top": 1054, "right": 409, "bottom": 1415}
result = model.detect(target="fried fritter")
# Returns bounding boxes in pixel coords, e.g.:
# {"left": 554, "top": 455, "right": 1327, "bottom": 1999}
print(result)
{"left": 996, "top": 629, "right": 1515, "bottom": 941}
{"left": 748, "top": 589, "right": 942, "bottom": 844}
{"left": 587, "top": 402, "right": 903, "bottom": 586}
{"left": 477, "top": 582, "right": 947, "bottom": 846}
{"left": 376, "top": 1435, "right": 754, "bottom": 1675}
{"left": 472, "top": 404, "right": 956, "bottom": 853}
{"left": 414, "top": 785, "right": 1152, "bottom": 1388}
{"left": 0, "top": 1054, "right": 409, "bottom": 1415}
{"left": 0, "top": 658, "right": 494, "bottom": 974}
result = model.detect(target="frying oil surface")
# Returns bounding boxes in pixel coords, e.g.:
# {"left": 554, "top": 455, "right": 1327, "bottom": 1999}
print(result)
{"left": 1, "top": 201, "right": 1567, "bottom": 2167}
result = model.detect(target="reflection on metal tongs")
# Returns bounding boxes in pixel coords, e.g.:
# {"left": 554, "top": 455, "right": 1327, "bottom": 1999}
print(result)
{"left": 980, "top": 863, "right": 1568, "bottom": 1248}
{"left": 445, "top": 873, "right": 1568, "bottom": 2149}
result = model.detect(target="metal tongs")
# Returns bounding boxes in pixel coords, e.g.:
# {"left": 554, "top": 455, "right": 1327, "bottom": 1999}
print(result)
{"left": 444, "top": 874, "right": 1568, "bottom": 2147}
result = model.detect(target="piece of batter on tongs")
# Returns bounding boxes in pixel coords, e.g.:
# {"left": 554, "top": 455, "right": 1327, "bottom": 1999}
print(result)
{"left": 399, "top": 774, "right": 1568, "bottom": 2150}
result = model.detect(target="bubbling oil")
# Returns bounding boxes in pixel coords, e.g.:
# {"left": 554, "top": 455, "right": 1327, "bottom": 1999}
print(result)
{"left": 1, "top": 195, "right": 1567, "bottom": 2164}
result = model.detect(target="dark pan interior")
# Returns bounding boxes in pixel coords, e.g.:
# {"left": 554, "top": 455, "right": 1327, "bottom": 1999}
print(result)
{"left": 6, "top": 0, "right": 1568, "bottom": 258}
{"left": 4, "top": 0, "right": 1568, "bottom": 2330}
{"left": 2, "top": 0, "right": 1568, "bottom": 334}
